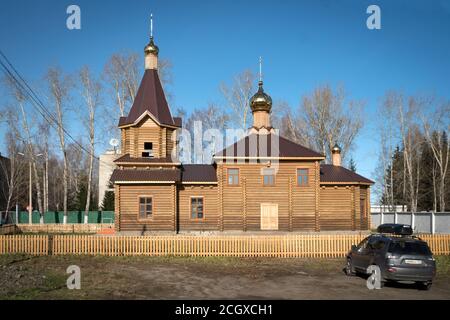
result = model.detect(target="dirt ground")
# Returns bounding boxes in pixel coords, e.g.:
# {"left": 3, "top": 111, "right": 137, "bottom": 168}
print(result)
{"left": 0, "top": 254, "right": 449, "bottom": 300}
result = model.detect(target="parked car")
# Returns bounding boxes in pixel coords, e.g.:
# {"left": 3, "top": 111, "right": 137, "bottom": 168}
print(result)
{"left": 345, "top": 224, "right": 436, "bottom": 290}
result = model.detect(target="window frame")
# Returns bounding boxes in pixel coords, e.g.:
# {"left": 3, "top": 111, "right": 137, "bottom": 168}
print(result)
{"left": 296, "top": 168, "right": 309, "bottom": 187}
{"left": 262, "top": 168, "right": 276, "bottom": 186}
{"left": 137, "top": 196, "right": 153, "bottom": 221}
{"left": 226, "top": 168, "right": 240, "bottom": 186}
{"left": 190, "top": 196, "right": 205, "bottom": 220}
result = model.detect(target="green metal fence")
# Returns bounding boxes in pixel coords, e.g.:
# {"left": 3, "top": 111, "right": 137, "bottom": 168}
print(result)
{"left": 12, "top": 211, "right": 114, "bottom": 224}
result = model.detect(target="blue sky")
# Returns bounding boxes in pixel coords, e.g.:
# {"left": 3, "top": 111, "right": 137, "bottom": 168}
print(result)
{"left": 1, "top": 0, "right": 450, "bottom": 184}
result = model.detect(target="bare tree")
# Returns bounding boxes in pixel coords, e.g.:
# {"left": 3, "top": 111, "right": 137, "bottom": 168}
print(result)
{"left": 4, "top": 76, "right": 44, "bottom": 216}
{"left": 220, "top": 70, "right": 255, "bottom": 130}
{"left": 387, "top": 92, "right": 423, "bottom": 212}
{"left": 183, "top": 103, "right": 230, "bottom": 163}
{"left": 79, "top": 66, "right": 102, "bottom": 223}
{"left": 46, "top": 67, "right": 72, "bottom": 223}
{"left": 103, "top": 53, "right": 139, "bottom": 118}
{"left": 0, "top": 108, "right": 27, "bottom": 215}
{"left": 420, "top": 99, "right": 450, "bottom": 211}
{"left": 37, "top": 121, "right": 50, "bottom": 213}
{"left": 102, "top": 52, "right": 174, "bottom": 146}
{"left": 376, "top": 93, "right": 400, "bottom": 211}
{"left": 283, "top": 84, "right": 364, "bottom": 162}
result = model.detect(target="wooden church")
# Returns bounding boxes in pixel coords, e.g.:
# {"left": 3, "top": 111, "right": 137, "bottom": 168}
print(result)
{"left": 111, "top": 29, "right": 374, "bottom": 234}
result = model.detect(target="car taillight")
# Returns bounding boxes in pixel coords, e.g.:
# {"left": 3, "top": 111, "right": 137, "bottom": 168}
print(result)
{"left": 388, "top": 267, "right": 397, "bottom": 273}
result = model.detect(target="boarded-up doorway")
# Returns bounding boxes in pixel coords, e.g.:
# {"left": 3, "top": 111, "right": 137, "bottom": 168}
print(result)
{"left": 360, "top": 198, "right": 366, "bottom": 229}
{"left": 261, "top": 203, "right": 278, "bottom": 230}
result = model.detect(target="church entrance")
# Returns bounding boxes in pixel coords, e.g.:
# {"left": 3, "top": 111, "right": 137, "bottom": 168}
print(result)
{"left": 260, "top": 203, "right": 278, "bottom": 230}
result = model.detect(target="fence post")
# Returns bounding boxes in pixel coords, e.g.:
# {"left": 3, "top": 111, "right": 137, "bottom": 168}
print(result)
{"left": 15, "top": 204, "right": 19, "bottom": 224}
{"left": 394, "top": 211, "right": 397, "bottom": 224}
{"left": 411, "top": 212, "right": 415, "bottom": 232}
{"left": 48, "top": 235, "right": 54, "bottom": 255}
{"left": 380, "top": 211, "right": 384, "bottom": 225}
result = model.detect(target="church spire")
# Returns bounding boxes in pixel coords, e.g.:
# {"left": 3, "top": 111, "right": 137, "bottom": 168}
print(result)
{"left": 249, "top": 57, "right": 273, "bottom": 133}
{"left": 144, "top": 13, "right": 159, "bottom": 70}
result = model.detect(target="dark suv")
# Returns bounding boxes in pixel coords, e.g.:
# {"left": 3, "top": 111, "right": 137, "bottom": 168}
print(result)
{"left": 345, "top": 225, "right": 436, "bottom": 290}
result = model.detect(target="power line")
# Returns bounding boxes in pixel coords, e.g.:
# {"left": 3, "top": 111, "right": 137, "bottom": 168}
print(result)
{"left": 0, "top": 50, "right": 95, "bottom": 158}
{"left": 0, "top": 50, "right": 116, "bottom": 169}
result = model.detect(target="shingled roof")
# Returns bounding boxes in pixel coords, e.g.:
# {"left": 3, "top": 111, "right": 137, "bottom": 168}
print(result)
{"left": 214, "top": 134, "right": 324, "bottom": 159}
{"left": 181, "top": 164, "right": 217, "bottom": 183}
{"left": 110, "top": 168, "right": 181, "bottom": 183}
{"left": 110, "top": 165, "right": 218, "bottom": 184}
{"left": 320, "top": 164, "right": 374, "bottom": 184}
{"left": 114, "top": 154, "right": 177, "bottom": 164}
{"left": 118, "top": 69, "right": 180, "bottom": 128}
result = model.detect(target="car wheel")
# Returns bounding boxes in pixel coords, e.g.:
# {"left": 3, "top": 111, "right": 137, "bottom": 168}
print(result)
{"left": 417, "top": 282, "right": 432, "bottom": 291}
{"left": 345, "top": 258, "right": 355, "bottom": 276}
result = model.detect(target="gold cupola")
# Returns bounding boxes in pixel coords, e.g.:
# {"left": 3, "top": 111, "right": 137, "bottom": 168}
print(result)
{"left": 250, "top": 80, "right": 272, "bottom": 113}
{"left": 144, "top": 37, "right": 159, "bottom": 56}
{"left": 249, "top": 57, "right": 274, "bottom": 134}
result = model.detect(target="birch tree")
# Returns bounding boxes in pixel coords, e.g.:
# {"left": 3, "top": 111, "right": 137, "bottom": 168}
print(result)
{"left": 420, "top": 100, "right": 450, "bottom": 211}
{"left": 220, "top": 70, "right": 255, "bottom": 130}
{"left": 4, "top": 76, "right": 44, "bottom": 216}
{"left": 46, "top": 67, "right": 71, "bottom": 223}
{"left": 103, "top": 53, "right": 139, "bottom": 117}
{"left": 376, "top": 93, "right": 400, "bottom": 211}
{"left": 0, "top": 108, "right": 27, "bottom": 215}
{"left": 282, "top": 85, "right": 364, "bottom": 163}
{"left": 79, "top": 66, "right": 101, "bottom": 223}
{"left": 102, "top": 52, "right": 174, "bottom": 145}
{"left": 387, "top": 92, "right": 423, "bottom": 213}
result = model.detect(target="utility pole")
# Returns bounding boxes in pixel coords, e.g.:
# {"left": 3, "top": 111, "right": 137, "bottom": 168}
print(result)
{"left": 18, "top": 152, "right": 43, "bottom": 225}
{"left": 28, "top": 160, "right": 32, "bottom": 225}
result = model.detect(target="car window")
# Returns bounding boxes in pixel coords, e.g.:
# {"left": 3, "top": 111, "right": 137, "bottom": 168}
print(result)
{"left": 367, "top": 236, "right": 383, "bottom": 250}
{"left": 357, "top": 237, "right": 369, "bottom": 249}
{"left": 371, "top": 240, "right": 386, "bottom": 250}
{"left": 388, "top": 241, "right": 432, "bottom": 255}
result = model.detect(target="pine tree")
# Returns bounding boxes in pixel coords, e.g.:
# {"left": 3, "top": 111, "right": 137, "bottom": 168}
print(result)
{"left": 349, "top": 158, "right": 357, "bottom": 172}
{"left": 101, "top": 191, "right": 115, "bottom": 211}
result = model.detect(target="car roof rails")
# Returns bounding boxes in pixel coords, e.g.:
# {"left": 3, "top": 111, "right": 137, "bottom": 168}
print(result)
{"left": 371, "top": 232, "right": 423, "bottom": 241}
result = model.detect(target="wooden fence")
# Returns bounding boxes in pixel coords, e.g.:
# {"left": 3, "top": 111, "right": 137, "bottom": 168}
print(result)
{"left": 1, "top": 234, "right": 450, "bottom": 257}
{"left": 0, "top": 235, "right": 48, "bottom": 255}
{"left": 52, "top": 234, "right": 367, "bottom": 257}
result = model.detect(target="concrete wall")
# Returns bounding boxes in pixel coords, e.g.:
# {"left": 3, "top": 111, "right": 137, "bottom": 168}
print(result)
{"left": 98, "top": 150, "right": 121, "bottom": 208}
{"left": 371, "top": 211, "right": 450, "bottom": 234}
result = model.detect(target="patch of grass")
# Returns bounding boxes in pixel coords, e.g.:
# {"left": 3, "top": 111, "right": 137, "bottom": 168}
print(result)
{"left": 436, "top": 255, "right": 450, "bottom": 277}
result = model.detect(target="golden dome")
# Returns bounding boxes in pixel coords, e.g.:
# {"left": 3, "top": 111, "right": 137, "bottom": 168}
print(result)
{"left": 144, "top": 37, "right": 159, "bottom": 55}
{"left": 250, "top": 81, "right": 272, "bottom": 113}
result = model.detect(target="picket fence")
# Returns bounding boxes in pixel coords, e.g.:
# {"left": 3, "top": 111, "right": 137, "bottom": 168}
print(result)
{"left": 1, "top": 234, "right": 450, "bottom": 257}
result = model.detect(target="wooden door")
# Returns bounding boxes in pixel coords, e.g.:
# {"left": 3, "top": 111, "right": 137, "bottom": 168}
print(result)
{"left": 360, "top": 199, "right": 366, "bottom": 229}
{"left": 260, "top": 203, "right": 278, "bottom": 230}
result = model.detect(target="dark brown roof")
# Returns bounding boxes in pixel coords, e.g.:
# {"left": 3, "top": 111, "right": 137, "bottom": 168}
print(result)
{"left": 118, "top": 69, "right": 180, "bottom": 127}
{"left": 320, "top": 164, "right": 374, "bottom": 184}
{"left": 181, "top": 164, "right": 217, "bottom": 183}
{"left": 110, "top": 165, "right": 217, "bottom": 184}
{"left": 110, "top": 168, "right": 181, "bottom": 183}
{"left": 114, "top": 154, "right": 177, "bottom": 164}
{"left": 214, "top": 134, "right": 324, "bottom": 159}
